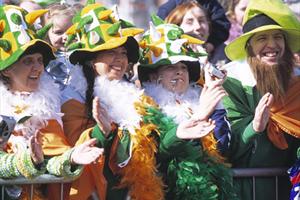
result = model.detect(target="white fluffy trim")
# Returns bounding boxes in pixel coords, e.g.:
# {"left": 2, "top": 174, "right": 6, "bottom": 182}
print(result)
{"left": 0, "top": 73, "right": 63, "bottom": 138}
{"left": 93, "top": 76, "right": 143, "bottom": 130}
{"left": 143, "top": 83, "right": 201, "bottom": 123}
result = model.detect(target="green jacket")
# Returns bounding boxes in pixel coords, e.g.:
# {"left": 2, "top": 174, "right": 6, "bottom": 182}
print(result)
{"left": 222, "top": 60, "right": 300, "bottom": 200}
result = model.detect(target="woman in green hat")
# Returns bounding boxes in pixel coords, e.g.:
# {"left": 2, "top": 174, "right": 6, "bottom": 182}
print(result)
{"left": 61, "top": 2, "right": 216, "bottom": 200}
{"left": 221, "top": 0, "right": 300, "bottom": 199}
{"left": 0, "top": 4, "right": 104, "bottom": 200}
{"left": 137, "top": 15, "right": 237, "bottom": 200}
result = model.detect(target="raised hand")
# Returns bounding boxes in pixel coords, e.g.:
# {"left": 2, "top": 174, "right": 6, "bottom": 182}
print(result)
{"left": 253, "top": 93, "right": 274, "bottom": 132}
{"left": 29, "top": 130, "right": 44, "bottom": 165}
{"left": 176, "top": 118, "right": 215, "bottom": 139}
{"left": 71, "top": 138, "right": 104, "bottom": 165}
{"left": 93, "top": 97, "right": 112, "bottom": 137}
{"left": 195, "top": 65, "right": 227, "bottom": 121}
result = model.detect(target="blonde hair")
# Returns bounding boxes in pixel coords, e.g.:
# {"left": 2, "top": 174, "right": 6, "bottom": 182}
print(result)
{"left": 43, "top": 3, "right": 82, "bottom": 25}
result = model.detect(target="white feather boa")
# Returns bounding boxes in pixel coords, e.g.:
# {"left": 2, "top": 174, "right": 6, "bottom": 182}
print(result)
{"left": 93, "top": 76, "right": 143, "bottom": 131}
{"left": 143, "top": 82, "right": 202, "bottom": 124}
{"left": 0, "top": 73, "right": 62, "bottom": 142}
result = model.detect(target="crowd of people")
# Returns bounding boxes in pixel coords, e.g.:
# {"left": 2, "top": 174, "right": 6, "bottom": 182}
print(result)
{"left": 0, "top": 0, "right": 300, "bottom": 200}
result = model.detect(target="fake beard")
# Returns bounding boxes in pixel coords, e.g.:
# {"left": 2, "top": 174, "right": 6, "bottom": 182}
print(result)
{"left": 248, "top": 56, "right": 292, "bottom": 100}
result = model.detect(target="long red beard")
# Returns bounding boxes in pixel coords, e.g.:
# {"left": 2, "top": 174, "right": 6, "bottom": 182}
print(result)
{"left": 247, "top": 56, "right": 292, "bottom": 101}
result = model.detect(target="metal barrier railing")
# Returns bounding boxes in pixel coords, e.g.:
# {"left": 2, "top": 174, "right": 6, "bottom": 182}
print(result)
{"left": 0, "top": 168, "right": 289, "bottom": 200}
{"left": 232, "top": 168, "right": 288, "bottom": 200}
{"left": 0, "top": 174, "right": 77, "bottom": 200}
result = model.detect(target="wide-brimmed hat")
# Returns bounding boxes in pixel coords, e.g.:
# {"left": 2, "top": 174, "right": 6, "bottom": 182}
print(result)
{"left": 138, "top": 15, "right": 206, "bottom": 83}
{"left": 225, "top": 0, "right": 300, "bottom": 61}
{"left": 65, "top": 1, "right": 143, "bottom": 65}
{"left": 0, "top": 5, "right": 55, "bottom": 71}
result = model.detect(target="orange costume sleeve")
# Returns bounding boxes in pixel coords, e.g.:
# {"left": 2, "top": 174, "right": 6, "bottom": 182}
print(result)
{"left": 40, "top": 120, "right": 71, "bottom": 156}
{"left": 62, "top": 99, "right": 110, "bottom": 200}
{"left": 268, "top": 77, "right": 300, "bottom": 149}
{"left": 61, "top": 99, "right": 95, "bottom": 146}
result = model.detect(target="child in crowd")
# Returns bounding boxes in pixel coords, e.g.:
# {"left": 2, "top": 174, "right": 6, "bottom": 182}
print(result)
{"left": 42, "top": 2, "right": 82, "bottom": 90}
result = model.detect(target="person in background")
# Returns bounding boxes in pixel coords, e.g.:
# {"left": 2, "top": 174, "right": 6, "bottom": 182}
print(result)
{"left": 224, "top": 0, "right": 249, "bottom": 44}
{"left": 0, "top": 5, "right": 103, "bottom": 199}
{"left": 165, "top": 0, "right": 229, "bottom": 65}
{"left": 42, "top": 2, "right": 82, "bottom": 90}
{"left": 138, "top": 15, "right": 236, "bottom": 200}
{"left": 222, "top": 0, "right": 300, "bottom": 199}
{"left": 157, "top": 0, "right": 230, "bottom": 57}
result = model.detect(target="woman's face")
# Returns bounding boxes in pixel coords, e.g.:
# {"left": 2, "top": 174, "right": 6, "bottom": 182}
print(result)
{"left": 2, "top": 53, "right": 44, "bottom": 92}
{"left": 234, "top": 0, "right": 248, "bottom": 25}
{"left": 93, "top": 46, "right": 128, "bottom": 80}
{"left": 180, "top": 6, "right": 210, "bottom": 42}
{"left": 153, "top": 62, "right": 189, "bottom": 94}
{"left": 249, "top": 29, "right": 285, "bottom": 66}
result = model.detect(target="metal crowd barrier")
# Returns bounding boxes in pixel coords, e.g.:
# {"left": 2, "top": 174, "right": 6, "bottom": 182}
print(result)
{"left": 0, "top": 168, "right": 289, "bottom": 200}
{"left": 232, "top": 168, "right": 288, "bottom": 200}
{"left": 0, "top": 174, "right": 77, "bottom": 200}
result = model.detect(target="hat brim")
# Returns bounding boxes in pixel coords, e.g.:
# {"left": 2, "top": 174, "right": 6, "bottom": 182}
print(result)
{"left": 138, "top": 59, "right": 200, "bottom": 83}
{"left": 225, "top": 25, "right": 300, "bottom": 61}
{"left": 69, "top": 36, "right": 139, "bottom": 65}
{"left": 0, "top": 39, "right": 55, "bottom": 71}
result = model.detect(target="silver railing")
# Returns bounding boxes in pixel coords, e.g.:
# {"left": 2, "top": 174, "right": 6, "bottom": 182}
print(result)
{"left": 0, "top": 174, "right": 77, "bottom": 200}
{"left": 0, "top": 168, "right": 289, "bottom": 200}
{"left": 232, "top": 168, "right": 288, "bottom": 200}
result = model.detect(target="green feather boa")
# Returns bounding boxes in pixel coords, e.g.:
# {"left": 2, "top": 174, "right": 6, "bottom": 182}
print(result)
{"left": 143, "top": 106, "right": 237, "bottom": 200}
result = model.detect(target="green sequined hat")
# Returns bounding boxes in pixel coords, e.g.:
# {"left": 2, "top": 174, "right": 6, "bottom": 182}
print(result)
{"left": 0, "top": 5, "right": 55, "bottom": 71}
{"left": 138, "top": 15, "right": 206, "bottom": 83}
{"left": 65, "top": 0, "right": 144, "bottom": 65}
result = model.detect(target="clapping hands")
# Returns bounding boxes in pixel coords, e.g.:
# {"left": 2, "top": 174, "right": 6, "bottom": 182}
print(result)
{"left": 253, "top": 92, "right": 274, "bottom": 132}
{"left": 93, "top": 97, "right": 112, "bottom": 137}
{"left": 176, "top": 118, "right": 215, "bottom": 139}
{"left": 71, "top": 138, "right": 104, "bottom": 165}
{"left": 29, "top": 130, "right": 44, "bottom": 165}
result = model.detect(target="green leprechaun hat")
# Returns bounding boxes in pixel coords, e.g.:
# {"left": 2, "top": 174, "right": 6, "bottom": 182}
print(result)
{"left": 65, "top": 0, "right": 144, "bottom": 65}
{"left": 225, "top": 0, "right": 300, "bottom": 61}
{"left": 138, "top": 15, "right": 207, "bottom": 83}
{"left": 0, "top": 5, "right": 55, "bottom": 71}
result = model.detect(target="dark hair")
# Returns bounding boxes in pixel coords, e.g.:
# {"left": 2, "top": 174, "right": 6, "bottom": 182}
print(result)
{"left": 0, "top": 72, "right": 10, "bottom": 86}
{"left": 82, "top": 61, "right": 96, "bottom": 119}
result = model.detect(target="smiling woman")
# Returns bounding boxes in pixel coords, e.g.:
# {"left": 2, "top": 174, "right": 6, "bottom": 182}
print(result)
{"left": 1, "top": 53, "right": 44, "bottom": 92}
{"left": 0, "top": 5, "right": 104, "bottom": 200}
{"left": 92, "top": 46, "right": 129, "bottom": 81}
